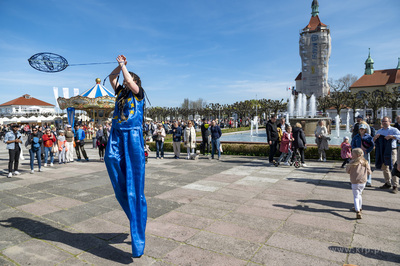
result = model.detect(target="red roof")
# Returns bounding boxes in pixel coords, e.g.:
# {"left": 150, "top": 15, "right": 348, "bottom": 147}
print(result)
{"left": 350, "top": 69, "right": 400, "bottom": 88}
{"left": 0, "top": 94, "right": 54, "bottom": 107}
{"left": 295, "top": 72, "right": 302, "bottom": 81}
{"left": 303, "top": 15, "right": 327, "bottom": 31}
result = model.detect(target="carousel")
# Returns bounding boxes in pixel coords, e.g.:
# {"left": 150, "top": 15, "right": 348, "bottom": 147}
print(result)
{"left": 57, "top": 78, "right": 115, "bottom": 126}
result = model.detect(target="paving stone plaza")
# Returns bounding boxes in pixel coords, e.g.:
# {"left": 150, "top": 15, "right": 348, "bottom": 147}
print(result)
{"left": 0, "top": 142, "right": 399, "bottom": 265}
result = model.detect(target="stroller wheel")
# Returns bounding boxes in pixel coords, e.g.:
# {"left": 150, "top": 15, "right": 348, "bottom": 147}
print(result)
{"left": 294, "top": 161, "right": 301, "bottom": 168}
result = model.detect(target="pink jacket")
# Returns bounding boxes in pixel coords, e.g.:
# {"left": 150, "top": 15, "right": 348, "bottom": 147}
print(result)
{"left": 279, "top": 132, "right": 292, "bottom": 153}
{"left": 341, "top": 142, "right": 352, "bottom": 159}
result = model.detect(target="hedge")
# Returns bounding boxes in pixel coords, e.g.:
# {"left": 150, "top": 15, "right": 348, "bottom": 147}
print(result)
{"left": 148, "top": 142, "right": 376, "bottom": 162}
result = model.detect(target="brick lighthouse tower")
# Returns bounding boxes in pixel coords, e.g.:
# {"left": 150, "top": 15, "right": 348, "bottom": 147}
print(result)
{"left": 296, "top": 0, "right": 331, "bottom": 97}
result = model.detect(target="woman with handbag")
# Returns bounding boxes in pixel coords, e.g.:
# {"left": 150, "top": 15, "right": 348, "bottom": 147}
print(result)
{"left": 42, "top": 128, "right": 56, "bottom": 167}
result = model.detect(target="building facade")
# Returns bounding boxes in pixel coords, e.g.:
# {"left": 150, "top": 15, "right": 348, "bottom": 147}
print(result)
{"left": 295, "top": 0, "right": 331, "bottom": 98}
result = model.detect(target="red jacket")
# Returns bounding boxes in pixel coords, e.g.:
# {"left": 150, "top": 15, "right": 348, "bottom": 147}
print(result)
{"left": 279, "top": 132, "right": 292, "bottom": 153}
{"left": 42, "top": 133, "right": 56, "bottom": 147}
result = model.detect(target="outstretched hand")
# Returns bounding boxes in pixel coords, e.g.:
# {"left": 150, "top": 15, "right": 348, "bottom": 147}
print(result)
{"left": 116, "top": 55, "right": 127, "bottom": 66}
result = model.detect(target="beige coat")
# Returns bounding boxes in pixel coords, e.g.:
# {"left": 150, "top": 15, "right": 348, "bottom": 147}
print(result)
{"left": 346, "top": 163, "right": 371, "bottom": 184}
{"left": 184, "top": 126, "right": 196, "bottom": 149}
{"left": 315, "top": 125, "right": 329, "bottom": 150}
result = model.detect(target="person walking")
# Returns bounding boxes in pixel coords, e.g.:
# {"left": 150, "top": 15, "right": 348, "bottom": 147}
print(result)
{"left": 153, "top": 123, "right": 166, "bottom": 159}
{"left": 96, "top": 125, "right": 108, "bottom": 161}
{"left": 184, "top": 120, "right": 197, "bottom": 159}
{"left": 200, "top": 118, "right": 211, "bottom": 156}
{"left": 104, "top": 55, "right": 147, "bottom": 257}
{"left": 351, "top": 123, "right": 374, "bottom": 186}
{"left": 65, "top": 125, "right": 75, "bottom": 162}
{"left": 171, "top": 121, "right": 182, "bottom": 159}
{"left": 4, "top": 124, "right": 23, "bottom": 178}
{"left": 341, "top": 137, "right": 352, "bottom": 168}
{"left": 266, "top": 115, "right": 279, "bottom": 164}
{"left": 373, "top": 116, "right": 400, "bottom": 193}
{"left": 42, "top": 128, "right": 56, "bottom": 167}
{"left": 57, "top": 130, "right": 67, "bottom": 164}
{"left": 276, "top": 126, "right": 294, "bottom": 166}
{"left": 26, "top": 127, "right": 42, "bottom": 174}
{"left": 346, "top": 148, "right": 371, "bottom": 219}
{"left": 210, "top": 120, "right": 222, "bottom": 160}
{"left": 292, "top": 122, "right": 307, "bottom": 167}
{"left": 315, "top": 120, "right": 329, "bottom": 162}
{"left": 74, "top": 125, "right": 89, "bottom": 161}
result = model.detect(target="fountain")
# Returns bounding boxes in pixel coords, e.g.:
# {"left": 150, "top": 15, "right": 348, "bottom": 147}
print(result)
{"left": 346, "top": 110, "right": 350, "bottom": 133}
{"left": 288, "top": 93, "right": 331, "bottom": 137}
{"left": 335, "top": 115, "right": 340, "bottom": 138}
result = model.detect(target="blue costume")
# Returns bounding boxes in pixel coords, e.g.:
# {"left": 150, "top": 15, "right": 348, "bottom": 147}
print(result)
{"left": 104, "top": 85, "right": 147, "bottom": 257}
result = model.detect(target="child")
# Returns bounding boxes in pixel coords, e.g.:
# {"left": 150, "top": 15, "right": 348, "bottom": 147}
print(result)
{"left": 57, "top": 130, "right": 68, "bottom": 164}
{"left": 277, "top": 126, "right": 294, "bottom": 166}
{"left": 346, "top": 148, "right": 371, "bottom": 219}
{"left": 341, "top": 136, "right": 352, "bottom": 168}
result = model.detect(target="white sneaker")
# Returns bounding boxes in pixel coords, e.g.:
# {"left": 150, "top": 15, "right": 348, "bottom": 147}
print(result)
{"left": 50, "top": 163, "right": 54, "bottom": 167}
{"left": 302, "top": 163, "right": 307, "bottom": 167}
{"left": 323, "top": 159, "right": 326, "bottom": 162}
{"left": 39, "top": 168, "right": 42, "bottom": 172}
{"left": 14, "top": 171, "right": 21, "bottom": 175}
{"left": 160, "top": 157, "right": 164, "bottom": 160}
{"left": 283, "top": 162, "right": 290, "bottom": 166}
{"left": 7, "top": 172, "right": 12, "bottom": 178}
{"left": 44, "top": 163, "right": 47, "bottom": 167}
{"left": 30, "top": 170, "right": 34, "bottom": 174}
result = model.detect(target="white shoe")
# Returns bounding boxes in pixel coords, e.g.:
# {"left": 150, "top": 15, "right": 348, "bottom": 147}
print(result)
{"left": 14, "top": 171, "right": 21, "bottom": 175}
{"left": 7, "top": 172, "right": 12, "bottom": 178}
{"left": 323, "top": 159, "right": 326, "bottom": 162}
{"left": 160, "top": 157, "right": 164, "bottom": 160}
{"left": 39, "top": 168, "right": 42, "bottom": 172}
{"left": 44, "top": 163, "right": 47, "bottom": 167}
{"left": 156, "top": 157, "right": 160, "bottom": 160}
{"left": 302, "top": 163, "right": 307, "bottom": 167}
{"left": 30, "top": 170, "right": 34, "bottom": 174}
{"left": 283, "top": 162, "right": 290, "bottom": 166}
{"left": 50, "top": 163, "right": 54, "bottom": 167}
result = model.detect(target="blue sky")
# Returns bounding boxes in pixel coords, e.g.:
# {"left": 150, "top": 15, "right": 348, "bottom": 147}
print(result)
{"left": 1, "top": 0, "right": 399, "bottom": 108}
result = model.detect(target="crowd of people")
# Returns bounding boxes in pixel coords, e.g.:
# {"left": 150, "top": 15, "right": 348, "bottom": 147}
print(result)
{"left": 2, "top": 122, "right": 112, "bottom": 178}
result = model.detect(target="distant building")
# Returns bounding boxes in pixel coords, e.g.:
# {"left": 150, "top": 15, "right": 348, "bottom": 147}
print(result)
{"left": 295, "top": 0, "right": 331, "bottom": 98}
{"left": 349, "top": 50, "right": 400, "bottom": 94}
{"left": 0, "top": 94, "right": 55, "bottom": 116}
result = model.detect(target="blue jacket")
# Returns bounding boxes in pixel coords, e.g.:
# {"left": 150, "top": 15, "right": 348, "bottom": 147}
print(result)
{"left": 4, "top": 131, "right": 22, "bottom": 150}
{"left": 172, "top": 126, "right": 182, "bottom": 142}
{"left": 351, "top": 133, "right": 374, "bottom": 154}
{"left": 210, "top": 125, "right": 222, "bottom": 140}
{"left": 375, "top": 135, "right": 393, "bottom": 170}
{"left": 74, "top": 128, "right": 85, "bottom": 141}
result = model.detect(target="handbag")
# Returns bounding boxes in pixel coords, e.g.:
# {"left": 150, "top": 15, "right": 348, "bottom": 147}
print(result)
{"left": 52, "top": 143, "right": 58, "bottom": 153}
{"left": 219, "top": 144, "right": 223, "bottom": 153}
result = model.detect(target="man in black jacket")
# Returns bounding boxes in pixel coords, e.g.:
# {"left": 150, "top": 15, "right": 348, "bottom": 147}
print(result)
{"left": 200, "top": 118, "right": 211, "bottom": 156}
{"left": 266, "top": 115, "right": 279, "bottom": 164}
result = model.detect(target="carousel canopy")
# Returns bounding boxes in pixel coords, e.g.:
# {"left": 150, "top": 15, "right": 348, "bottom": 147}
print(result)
{"left": 80, "top": 83, "right": 114, "bottom": 98}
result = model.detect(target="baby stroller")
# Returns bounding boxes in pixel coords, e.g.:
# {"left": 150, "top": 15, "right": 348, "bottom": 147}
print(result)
{"left": 274, "top": 149, "right": 301, "bottom": 168}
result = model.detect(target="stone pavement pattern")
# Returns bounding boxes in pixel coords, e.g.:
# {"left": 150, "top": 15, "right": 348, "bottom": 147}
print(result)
{"left": 0, "top": 142, "right": 399, "bottom": 265}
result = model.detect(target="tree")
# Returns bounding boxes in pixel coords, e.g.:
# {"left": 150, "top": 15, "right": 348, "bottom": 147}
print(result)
{"left": 384, "top": 88, "right": 400, "bottom": 119}
{"left": 365, "top": 90, "right": 385, "bottom": 124}
{"left": 329, "top": 91, "right": 348, "bottom": 115}
{"left": 347, "top": 92, "right": 363, "bottom": 123}
{"left": 317, "top": 95, "right": 331, "bottom": 114}
{"left": 328, "top": 74, "right": 358, "bottom": 92}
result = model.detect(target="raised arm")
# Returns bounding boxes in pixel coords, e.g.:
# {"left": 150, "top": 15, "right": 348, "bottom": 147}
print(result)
{"left": 111, "top": 55, "right": 140, "bottom": 94}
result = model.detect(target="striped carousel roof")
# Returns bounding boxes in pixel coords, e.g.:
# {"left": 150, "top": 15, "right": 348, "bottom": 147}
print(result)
{"left": 80, "top": 82, "right": 115, "bottom": 98}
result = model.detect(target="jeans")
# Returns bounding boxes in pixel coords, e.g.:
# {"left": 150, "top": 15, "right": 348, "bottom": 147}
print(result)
{"left": 278, "top": 149, "right": 293, "bottom": 163}
{"left": 8, "top": 148, "right": 21, "bottom": 173}
{"left": 44, "top": 146, "right": 54, "bottom": 164}
{"left": 211, "top": 138, "right": 221, "bottom": 159}
{"left": 155, "top": 140, "right": 164, "bottom": 158}
{"left": 364, "top": 152, "right": 372, "bottom": 185}
{"left": 29, "top": 148, "right": 42, "bottom": 170}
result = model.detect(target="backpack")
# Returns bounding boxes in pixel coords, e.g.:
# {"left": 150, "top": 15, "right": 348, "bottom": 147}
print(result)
{"left": 32, "top": 136, "right": 40, "bottom": 151}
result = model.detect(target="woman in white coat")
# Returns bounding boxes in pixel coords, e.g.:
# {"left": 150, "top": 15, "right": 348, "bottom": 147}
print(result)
{"left": 184, "top": 120, "right": 196, "bottom": 159}
{"left": 314, "top": 120, "right": 329, "bottom": 162}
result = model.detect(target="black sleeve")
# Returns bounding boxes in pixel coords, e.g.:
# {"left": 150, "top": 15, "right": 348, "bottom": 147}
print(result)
{"left": 135, "top": 87, "right": 144, "bottom": 100}
{"left": 115, "top": 85, "right": 124, "bottom": 96}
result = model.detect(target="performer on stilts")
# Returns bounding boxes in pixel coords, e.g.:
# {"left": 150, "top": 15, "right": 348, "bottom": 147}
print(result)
{"left": 104, "top": 55, "right": 147, "bottom": 258}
